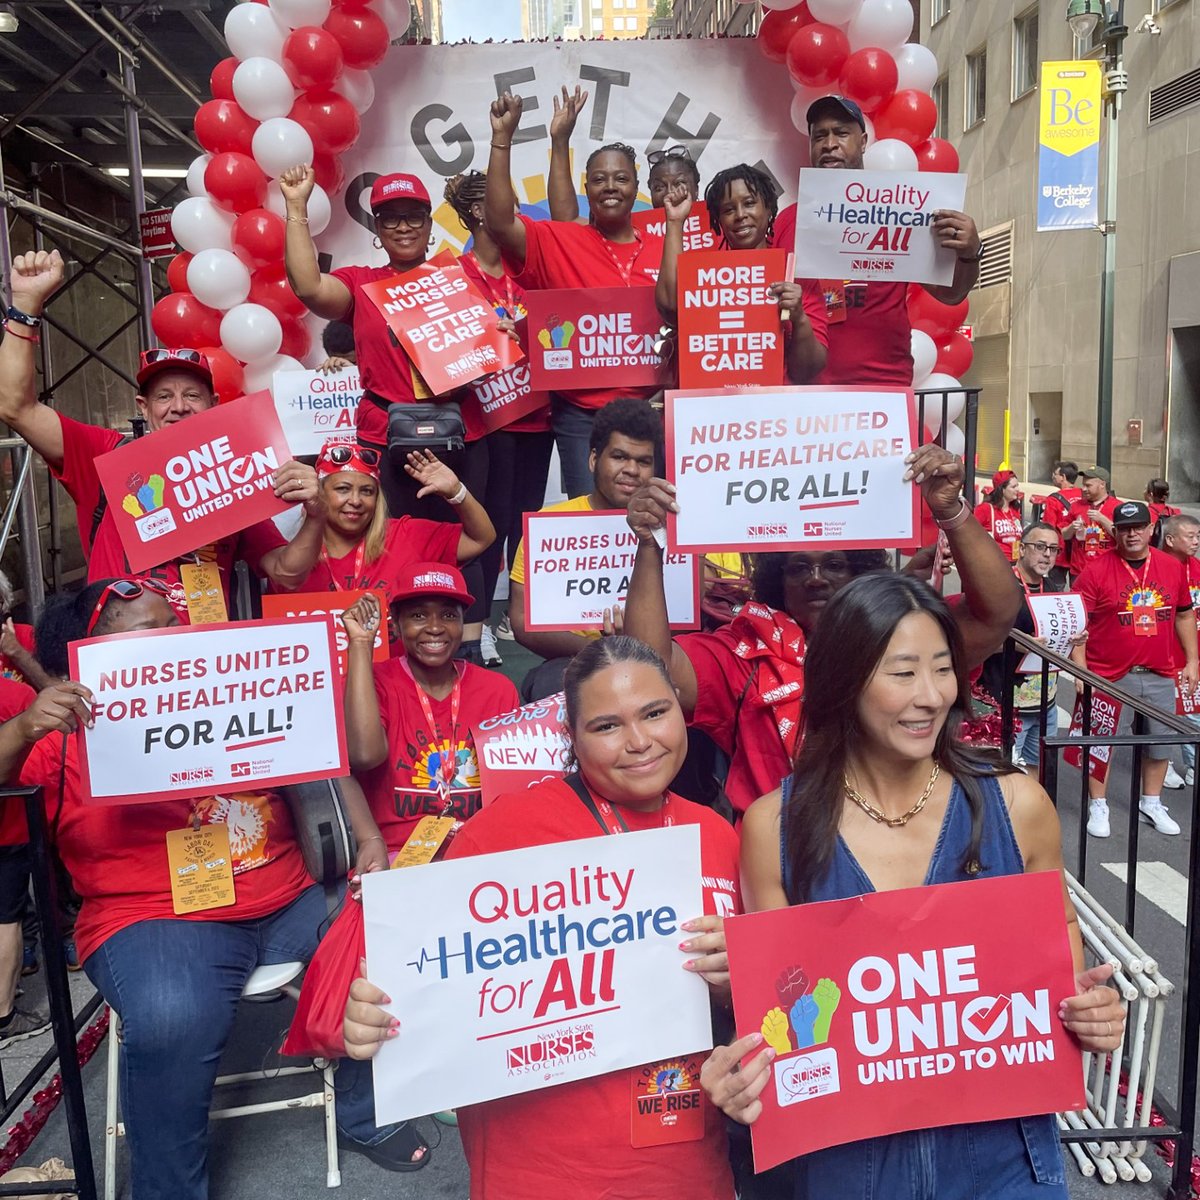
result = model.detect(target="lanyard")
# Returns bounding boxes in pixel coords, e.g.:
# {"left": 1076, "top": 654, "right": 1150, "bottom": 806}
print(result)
{"left": 322, "top": 541, "right": 366, "bottom": 592}
{"left": 1121, "top": 556, "right": 1152, "bottom": 596}
{"left": 410, "top": 666, "right": 463, "bottom": 800}
{"left": 1015, "top": 566, "right": 1043, "bottom": 597}
{"left": 465, "top": 253, "right": 518, "bottom": 319}
{"left": 594, "top": 228, "right": 645, "bottom": 286}
{"left": 562, "top": 772, "right": 672, "bottom": 835}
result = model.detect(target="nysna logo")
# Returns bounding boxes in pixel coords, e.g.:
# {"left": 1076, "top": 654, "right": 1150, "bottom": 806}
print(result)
{"left": 505, "top": 1028, "right": 595, "bottom": 1075}
{"left": 169, "top": 767, "right": 215, "bottom": 785}
{"left": 851, "top": 259, "right": 896, "bottom": 272}
{"left": 759, "top": 963, "right": 844, "bottom": 1107}
{"left": 414, "top": 571, "right": 456, "bottom": 589}
{"left": 747, "top": 524, "right": 788, "bottom": 539}
{"left": 124, "top": 471, "right": 176, "bottom": 543}
{"left": 537, "top": 314, "right": 576, "bottom": 370}
{"left": 384, "top": 178, "right": 417, "bottom": 196}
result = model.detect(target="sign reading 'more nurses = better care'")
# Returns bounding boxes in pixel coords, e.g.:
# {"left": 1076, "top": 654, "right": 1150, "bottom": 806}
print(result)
{"left": 1037, "top": 61, "right": 1101, "bottom": 231}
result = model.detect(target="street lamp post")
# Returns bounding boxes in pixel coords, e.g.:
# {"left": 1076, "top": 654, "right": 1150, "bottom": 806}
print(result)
{"left": 1066, "top": 0, "right": 1127, "bottom": 474}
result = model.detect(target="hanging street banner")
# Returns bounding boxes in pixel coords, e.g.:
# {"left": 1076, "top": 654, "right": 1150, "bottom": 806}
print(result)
{"left": 1037, "top": 61, "right": 1101, "bottom": 231}
{"left": 271, "top": 368, "right": 361, "bottom": 455}
{"left": 471, "top": 692, "right": 571, "bottom": 803}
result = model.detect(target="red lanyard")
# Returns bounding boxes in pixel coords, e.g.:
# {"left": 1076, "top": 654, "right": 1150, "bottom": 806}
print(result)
{"left": 565, "top": 773, "right": 673, "bottom": 834}
{"left": 594, "top": 228, "right": 645, "bottom": 286}
{"left": 1121, "top": 557, "right": 1152, "bottom": 595}
{"left": 1015, "top": 567, "right": 1044, "bottom": 597}
{"left": 322, "top": 541, "right": 365, "bottom": 592}
{"left": 465, "top": 253, "right": 518, "bottom": 319}
{"left": 412, "top": 668, "right": 463, "bottom": 799}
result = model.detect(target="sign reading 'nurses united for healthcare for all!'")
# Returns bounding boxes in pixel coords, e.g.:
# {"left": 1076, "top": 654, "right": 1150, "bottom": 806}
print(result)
{"left": 725, "top": 872, "right": 1084, "bottom": 1172}
{"left": 1037, "top": 61, "right": 1102, "bottom": 231}
{"left": 362, "top": 825, "right": 712, "bottom": 1124}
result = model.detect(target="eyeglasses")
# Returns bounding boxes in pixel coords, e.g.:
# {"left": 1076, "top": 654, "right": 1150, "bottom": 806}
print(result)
{"left": 376, "top": 210, "right": 430, "bottom": 231}
{"left": 783, "top": 557, "right": 852, "bottom": 580}
{"left": 326, "top": 445, "right": 380, "bottom": 467}
{"left": 86, "top": 577, "right": 173, "bottom": 637}
{"left": 647, "top": 144, "right": 692, "bottom": 166}
{"left": 140, "top": 348, "right": 203, "bottom": 368}
{"left": 1022, "top": 543, "right": 1060, "bottom": 557}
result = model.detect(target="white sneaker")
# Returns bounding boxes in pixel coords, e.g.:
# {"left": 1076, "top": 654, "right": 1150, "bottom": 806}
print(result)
{"left": 480, "top": 624, "right": 503, "bottom": 668}
{"left": 1163, "top": 764, "right": 1186, "bottom": 789}
{"left": 1139, "top": 798, "right": 1181, "bottom": 835}
{"left": 1087, "top": 799, "right": 1111, "bottom": 838}
{"left": 494, "top": 613, "right": 515, "bottom": 641}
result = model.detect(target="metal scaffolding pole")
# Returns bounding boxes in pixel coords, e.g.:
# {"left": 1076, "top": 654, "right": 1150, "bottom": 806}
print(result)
{"left": 122, "top": 59, "right": 155, "bottom": 348}
{"left": 0, "top": 192, "right": 143, "bottom": 259}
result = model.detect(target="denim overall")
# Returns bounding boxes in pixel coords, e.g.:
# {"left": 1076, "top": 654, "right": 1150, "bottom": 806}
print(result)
{"left": 779, "top": 774, "right": 1069, "bottom": 1200}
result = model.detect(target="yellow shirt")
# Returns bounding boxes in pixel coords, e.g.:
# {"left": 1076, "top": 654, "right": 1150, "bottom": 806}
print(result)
{"left": 508, "top": 494, "right": 595, "bottom": 586}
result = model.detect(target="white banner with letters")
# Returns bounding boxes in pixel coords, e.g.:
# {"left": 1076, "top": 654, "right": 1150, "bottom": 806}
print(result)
{"left": 271, "top": 367, "right": 361, "bottom": 456}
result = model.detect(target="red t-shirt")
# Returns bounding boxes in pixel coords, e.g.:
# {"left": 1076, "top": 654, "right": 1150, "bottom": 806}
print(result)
{"left": 1186, "top": 556, "right": 1200, "bottom": 627}
{"left": 1041, "top": 486, "right": 1082, "bottom": 530}
{"left": 772, "top": 203, "right": 913, "bottom": 387}
{"left": 503, "top": 214, "right": 664, "bottom": 413}
{"left": 19, "top": 732, "right": 312, "bottom": 963}
{"left": 1065, "top": 494, "right": 1120, "bottom": 575}
{"left": 0, "top": 622, "right": 36, "bottom": 685}
{"left": 366, "top": 659, "right": 519, "bottom": 852}
{"left": 0, "top": 677, "right": 36, "bottom": 845}
{"left": 1075, "top": 546, "right": 1192, "bottom": 679}
{"left": 1149, "top": 501, "right": 1181, "bottom": 525}
{"left": 52, "top": 413, "right": 286, "bottom": 619}
{"left": 973, "top": 502, "right": 1023, "bottom": 558}
{"left": 447, "top": 778, "right": 739, "bottom": 1200}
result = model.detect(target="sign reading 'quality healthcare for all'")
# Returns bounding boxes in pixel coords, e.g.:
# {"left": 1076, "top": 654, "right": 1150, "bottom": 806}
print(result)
{"left": 362, "top": 825, "right": 712, "bottom": 1124}
{"left": 271, "top": 367, "right": 361, "bottom": 456}
{"left": 69, "top": 617, "right": 347, "bottom": 805}
{"left": 725, "top": 871, "right": 1084, "bottom": 1172}
{"left": 1037, "top": 61, "right": 1101, "bottom": 231}
{"left": 665, "top": 386, "right": 919, "bottom": 554}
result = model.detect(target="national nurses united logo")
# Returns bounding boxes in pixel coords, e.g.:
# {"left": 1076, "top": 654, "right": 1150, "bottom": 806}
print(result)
{"left": 123, "top": 471, "right": 175, "bottom": 543}
{"left": 761, "top": 964, "right": 843, "bottom": 1108}
{"left": 537, "top": 314, "right": 576, "bottom": 370}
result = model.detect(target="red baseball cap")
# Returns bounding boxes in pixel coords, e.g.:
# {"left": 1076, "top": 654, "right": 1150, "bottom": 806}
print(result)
{"left": 369, "top": 173, "right": 432, "bottom": 211}
{"left": 315, "top": 436, "right": 381, "bottom": 480}
{"left": 992, "top": 470, "right": 1016, "bottom": 489}
{"left": 136, "top": 348, "right": 214, "bottom": 392}
{"left": 390, "top": 562, "right": 474, "bottom": 609}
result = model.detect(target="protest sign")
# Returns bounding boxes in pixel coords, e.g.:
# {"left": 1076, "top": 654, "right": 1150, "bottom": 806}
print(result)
{"left": 1017, "top": 592, "right": 1087, "bottom": 673}
{"left": 632, "top": 205, "right": 717, "bottom": 252}
{"left": 665, "top": 387, "right": 919, "bottom": 554}
{"left": 461, "top": 322, "right": 550, "bottom": 437}
{"left": 1176, "top": 673, "right": 1197, "bottom": 718}
{"left": 522, "top": 510, "right": 699, "bottom": 631}
{"left": 1063, "top": 690, "right": 1122, "bottom": 784}
{"left": 69, "top": 617, "right": 346, "bottom": 805}
{"left": 525, "top": 287, "right": 664, "bottom": 392}
{"left": 792, "top": 169, "right": 967, "bottom": 286}
{"left": 471, "top": 693, "right": 571, "bottom": 803}
{"left": 362, "top": 824, "right": 711, "bottom": 1124}
{"left": 271, "top": 367, "right": 361, "bottom": 455}
{"left": 261, "top": 590, "right": 388, "bottom": 670}
{"left": 725, "top": 871, "right": 1083, "bottom": 1172}
{"left": 93, "top": 391, "right": 291, "bottom": 574}
{"left": 359, "top": 252, "right": 522, "bottom": 395}
{"left": 676, "top": 249, "right": 788, "bottom": 390}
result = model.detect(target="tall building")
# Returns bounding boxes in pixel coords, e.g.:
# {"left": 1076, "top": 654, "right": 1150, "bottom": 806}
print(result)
{"left": 673, "top": 0, "right": 759, "bottom": 37}
{"left": 583, "top": 0, "right": 654, "bottom": 38}
{"left": 522, "top": 0, "right": 583, "bottom": 38}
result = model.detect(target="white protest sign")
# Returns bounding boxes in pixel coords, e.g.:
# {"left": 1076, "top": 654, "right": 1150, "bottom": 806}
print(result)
{"left": 472, "top": 693, "right": 571, "bottom": 803}
{"left": 793, "top": 169, "right": 967, "bottom": 286}
{"left": 522, "top": 510, "right": 700, "bottom": 630}
{"left": 1018, "top": 592, "right": 1087, "bottom": 673}
{"left": 665, "top": 386, "right": 919, "bottom": 554}
{"left": 271, "top": 367, "right": 361, "bottom": 456}
{"left": 68, "top": 618, "right": 347, "bottom": 805}
{"left": 363, "top": 824, "right": 711, "bottom": 1124}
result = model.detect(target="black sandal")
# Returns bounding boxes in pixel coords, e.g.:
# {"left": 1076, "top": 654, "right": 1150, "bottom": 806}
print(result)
{"left": 337, "top": 1122, "right": 432, "bottom": 1173}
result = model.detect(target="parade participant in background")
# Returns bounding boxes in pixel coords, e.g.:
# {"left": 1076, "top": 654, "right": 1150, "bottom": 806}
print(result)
{"left": 654, "top": 167, "right": 827, "bottom": 383}
{"left": 1145, "top": 477, "right": 1180, "bottom": 535}
{"left": 1160, "top": 513, "right": 1200, "bottom": 789}
{"left": 0, "top": 252, "right": 329, "bottom": 620}
{"left": 485, "top": 92, "right": 663, "bottom": 498}
{"left": 703, "top": 573, "right": 1123, "bottom": 1199}
{"left": 0, "top": 570, "right": 51, "bottom": 690}
{"left": 622, "top": 445, "right": 1022, "bottom": 816}
{"left": 0, "top": 581, "right": 429, "bottom": 1198}
{"left": 1071, "top": 501, "right": 1199, "bottom": 838}
{"left": 1061, "top": 466, "right": 1120, "bottom": 580}
{"left": 973, "top": 469, "right": 1024, "bottom": 559}
{"left": 444, "top": 170, "right": 554, "bottom": 668}
{"left": 647, "top": 144, "right": 702, "bottom": 208}
{"left": 341, "top": 567, "right": 518, "bottom": 853}
{"left": 317, "top": 319, "right": 356, "bottom": 374}
{"left": 344, "top": 636, "right": 740, "bottom": 1200}
{"left": 1040, "top": 461, "right": 1081, "bottom": 587}
{"left": 771, "top": 96, "right": 982, "bottom": 388}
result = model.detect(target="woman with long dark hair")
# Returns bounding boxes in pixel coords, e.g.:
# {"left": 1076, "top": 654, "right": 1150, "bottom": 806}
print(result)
{"left": 700, "top": 573, "right": 1124, "bottom": 1198}
{"left": 973, "top": 469, "right": 1023, "bottom": 559}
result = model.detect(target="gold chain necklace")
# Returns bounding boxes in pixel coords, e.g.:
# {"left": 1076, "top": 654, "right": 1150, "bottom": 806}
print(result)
{"left": 844, "top": 763, "right": 941, "bottom": 828}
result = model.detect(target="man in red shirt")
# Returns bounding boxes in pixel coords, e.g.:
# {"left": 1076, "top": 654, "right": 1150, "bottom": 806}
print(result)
{"left": 1062, "top": 465, "right": 1120, "bottom": 580}
{"left": 1072, "top": 501, "right": 1199, "bottom": 838}
{"left": 1040, "top": 460, "right": 1082, "bottom": 587}
{"left": 1162, "top": 513, "right": 1200, "bottom": 788}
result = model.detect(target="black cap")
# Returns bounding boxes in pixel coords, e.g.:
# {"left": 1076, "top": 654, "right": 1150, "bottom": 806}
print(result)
{"left": 806, "top": 95, "right": 867, "bottom": 131}
{"left": 1112, "top": 501, "right": 1152, "bottom": 528}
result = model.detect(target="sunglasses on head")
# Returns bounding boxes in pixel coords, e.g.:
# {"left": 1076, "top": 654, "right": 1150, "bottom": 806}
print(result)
{"left": 647, "top": 144, "right": 692, "bottom": 167}
{"left": 326, "top": 446, "right": 381, "bottom": 467}
{"left": 86, "top": 577, "right": 173, "bottom": 637}
{"left": 141, "top": 348, "right": 203, "bottom": 368}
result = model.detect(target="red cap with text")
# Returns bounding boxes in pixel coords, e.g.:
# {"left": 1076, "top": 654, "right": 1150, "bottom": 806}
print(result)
{"left": 370, "top": 173, "right": 432, "bottom": 210}
{"left": 391, "top": 562, "right": 475, "bottom": 608}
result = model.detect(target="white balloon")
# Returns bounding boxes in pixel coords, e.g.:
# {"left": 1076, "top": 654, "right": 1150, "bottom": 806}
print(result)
{"left": 171, "top": 196, "right": 236, "bottom": 253}
{"left": 847, "top": 0, "right": 913, "bottom": 50}
{"left": 187, "top": 249, "right": 252, "bottom": 311}
{"left": 267, "top": 0, "right": 330, "bottom": 31}
{"left": 220, "top": 303, "right": 283, "bottom": 364}
{"left": 910, "top": 330, "right": 937, "bottom": 387}
{"left": 808, "top": 0, "right": 864, "bottom": 23}
{"left": 374, "top": 0, "right": 412, "bottom": 40}
{"left": 863, "top": 137, "right": 918, "bottom": 171}
{"left": 224, "top": 2, "right": 288, "bottom": 62}
{"left": 252, "top": 117, "right": 314, "bottom": 178}
{"left": 265, "top": 179, "right": 331, "bottom": 236}
{"left": 942, "top": 422, "right": 966, "bottom": 457}
{"left": 761, "top": 0, "right": 804, "bottom": 9}
{"left": 893, "top": 43, "right": 939, "bottom": 94}
{"left": 863, "top": 113, "right": 876, "bottom": 142}
{"left": 186, "top": 154, "right": 212, "bottom": 199}
{"left": 337, "top": 68, "right": 376, "bottom": 115}
{"left": 921, "top": 372, "right": 968, "bottom": 424}
{"left": 233, "top": 57, "right": 296, "bottom": 122}
{"left": 242, "top": 352, "right": 304, "bottom": 392}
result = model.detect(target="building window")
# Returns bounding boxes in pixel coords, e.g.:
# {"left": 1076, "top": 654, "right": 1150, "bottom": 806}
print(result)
{"left": 1153, "top": 0, "right": 1186, "bottom": 11}
{"left": 932, "top": 75, "right": 949, "bottom": 139}
{"left": 932, "top": 0, "right": 949, "bottom": 23}
{"left": 612, "top": 14, "right": 625, "bottom": 27}
{"left": 965, "top": 47, "right": 987, "bottom": 128}
{"left": 1012, "top": 7, "right": 1038, "bottom": 99}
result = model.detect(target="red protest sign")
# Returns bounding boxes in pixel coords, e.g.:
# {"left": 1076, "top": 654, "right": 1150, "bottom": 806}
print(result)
{"left": 139, "top": 208, "right": 176, "bottom": 258}
{"left": 461, "top": 322, "right": 549, "bottom": 437}
{"left": 1177, "top": 672, "right": 1198, "bottom": 717}
{"left": 676, "top": 249, "right": 788, "bottom": 389}
{"left": 725, "top": 871, "right": 1084, "bottom": 1172}
{"left": 524, "top": 286, "right": 664, "bottom": 392}
{"left": 1063, "top": 690, "right": 1122, "bottom": 783}
{"left": 632, "top": 205, "right": 717, "bottom": 252}
{"left": 261, "top": 590, "right": 389, "bottom": 672}
{"left": 359, "top": 251, "right": 522, "bottom": 395}
{"left": 93, "top": 391, "right": 291, "bottom": 574}
{"left": 470, "top": 692, "right": 570, "bottom": 803}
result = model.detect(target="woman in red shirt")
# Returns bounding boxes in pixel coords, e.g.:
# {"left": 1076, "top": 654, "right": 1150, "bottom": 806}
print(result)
{"left": 974, "top": 470, "right": 1024, "bottom": 559}
{"left": 344, "top": 636, "right": 741, "bottom": 1200}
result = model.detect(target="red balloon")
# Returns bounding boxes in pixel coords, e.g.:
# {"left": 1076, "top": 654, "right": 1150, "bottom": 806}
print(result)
{"left": 914, "top": 136, "right": 960, "bottom": 173}
{"left": 873, "top": 88, "right": 938, "bottom": 148}
{"left": 289, "top": 90, "right": 360, "bottom": 155}
{"left": 210, "top": 57, "right": 238, "bottom": 102}
{"left": 249, "top": 264, "right": 306, "bottom": 319}
{"left": 151, "top": 292, "right": 222, "bottom": 349}
{"left": 194, "top": 100, "right": 258, "bottom": 157}
{"left": 282, "top": 26, "right": 346, "bottom": 91}
{"left": 757, "top": 4, "right": 813, "bottom": 63}
{"left": 311, "top": 151, "right": 346, "bottom": 194}
{"left": 838, "top": 47, "right": 899, "bottom": 115}
{"left": 908, "top": 286, "right": 969, "bottom": 338}
{"left": 231, "top": 208, "right": 286, "bottom": 270}
{"left": 935, "top": 331, "right": 974, "bottom": 378}
{"left": 279, "top": 316, "right": 312, "bottom": 361}
{"left": 204, "top": 152, "right": 268, "bottom": 214}
{"left": 785, "top": 23, "right": 850, "bottom": 89}
{"left": 323, "top": 5, "right": 389, "bottom": 70}
{"left": 198, "top": 345, "right": 246, "bottom": 404}
{"left": 166, "top": 252, "right": 193, "bottom": 295}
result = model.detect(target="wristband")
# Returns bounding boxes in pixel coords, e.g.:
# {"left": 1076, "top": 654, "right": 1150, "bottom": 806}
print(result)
{"left": 447, "top": 483, "right": 468, "bottom": 506}
{"left": 934, "top": 498, "right": 971, "bottom": 532}
{"left": 3, "top": 322, "right": 39, "bottom": 344}
{"left": 958, "top": 243, "right": 985, "bottom": 264}
{"left": 490, "top": 142, "right": 512, "bottom": 151}
{"left": 360, "top": 835, "right": 384, "bottom": 846}
{"left": 6, "top": 306, "right": 40, "bottom": 328}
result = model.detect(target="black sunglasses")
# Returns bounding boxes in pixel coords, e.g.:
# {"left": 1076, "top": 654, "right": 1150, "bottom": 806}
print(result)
{"left": 647, "top": 144, "right": 692, "bottom": 166}
{"left": 327, "top": 446, "right": 381, "bottom": 467}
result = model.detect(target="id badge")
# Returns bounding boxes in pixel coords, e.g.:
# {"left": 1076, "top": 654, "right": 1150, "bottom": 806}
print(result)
{"left": 1132, "top": 603, "right": 1158, "bottom": 637}
{"left": 180, "top": 562, "right": 228, "bottom": 625}
{"left": 390, "top": 815, "right": 457, "bottom": 868}
{"left": 630, "top": 1055, "right": 706, "bottom": 1147}
{"left": 166, "top": 823, "right": 236, "bottom": 915}
{"left": 820, "top": 280, "right": 847, "bottom": 324}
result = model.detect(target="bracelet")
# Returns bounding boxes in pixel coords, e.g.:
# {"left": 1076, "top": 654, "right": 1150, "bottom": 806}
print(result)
{"left": 490, "top": 142, "right": 511, "bottom": 151}
{"left": 361, "top": 835, "right": 384, "bottom": 846}
{"left": 286, "top": 215, "right": 309, "bottom": 224}
{"left": 934, "top": 497, "right": 972, "bottom": 531}
{"left": 5, "top": 306, "right": 40, "bottom": 328}
{"left": 447, "top": 482, "right": 469, "bottom": 506}
{"left": 3, "top": 321, "right": 39, "bottom": 344}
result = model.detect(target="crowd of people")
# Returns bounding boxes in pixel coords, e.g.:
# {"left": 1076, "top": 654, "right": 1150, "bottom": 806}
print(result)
{"left": 0, "top": 84, "right": 1189, "bottom": 1200}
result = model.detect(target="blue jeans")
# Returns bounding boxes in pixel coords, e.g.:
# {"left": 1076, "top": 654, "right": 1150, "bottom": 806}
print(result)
{"left": 1179, "top": 712, "right": 1200, "bottom": 769}
{"left": 85, "top": 884, "right": 385, "bottom": 1200}
{"left": 550, "top": 395, "right": 595, "bottom": 499}
{"left": 1014, "top": 704, "right": 1059, "bottom": 770}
